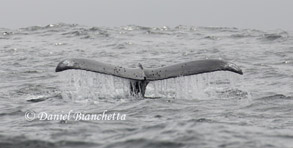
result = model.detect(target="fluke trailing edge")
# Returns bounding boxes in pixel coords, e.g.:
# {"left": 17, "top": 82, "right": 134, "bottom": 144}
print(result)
{"left": 56, "top": 58, "right": 243, "bottom": 97}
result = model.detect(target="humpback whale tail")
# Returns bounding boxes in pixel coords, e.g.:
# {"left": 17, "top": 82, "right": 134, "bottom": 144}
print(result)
{"left": 56, "top": 58, "right": 243, "bottom": 97}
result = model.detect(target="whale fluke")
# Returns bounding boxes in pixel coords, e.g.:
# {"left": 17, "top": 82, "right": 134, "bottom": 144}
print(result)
{"left": 56, "top": 58, "right": 145, "bottom": 80}
{"left": 56, "top": 58, "right": 243, "bottom": 97}
{"left": 144, "top": 59, "right": 243, "bottom": 81}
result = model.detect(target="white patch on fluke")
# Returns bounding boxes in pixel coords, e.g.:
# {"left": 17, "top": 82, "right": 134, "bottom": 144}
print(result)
{"left": 63, "top": 60, "right": 75, "bottom": 67}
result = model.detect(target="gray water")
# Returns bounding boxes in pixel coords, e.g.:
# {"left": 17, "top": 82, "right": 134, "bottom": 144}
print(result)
{"left": 1, "top": 23, "right": 293, "bottom": 148}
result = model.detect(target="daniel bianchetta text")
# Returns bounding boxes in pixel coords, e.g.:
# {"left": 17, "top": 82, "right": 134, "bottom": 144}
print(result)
{"left": 25, "top": 110, "right": 127, "bottom": 121}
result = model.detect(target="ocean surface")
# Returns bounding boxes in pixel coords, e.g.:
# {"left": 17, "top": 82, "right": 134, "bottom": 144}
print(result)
{"left": 0, "top": 23, "right": 293, "bottom": 148}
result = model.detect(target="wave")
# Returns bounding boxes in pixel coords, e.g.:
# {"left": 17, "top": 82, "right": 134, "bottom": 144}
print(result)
{"left": 198, "top": 26, "right": 239, "bottom": 32}
{"left": 104, "top": 138, "right": 183, "bottom": 148}
{"left": 61, "top": 27, "right": 110, "bottom": 39}
{"left": 230, "top": 29, "right": 265, "bottom": 38}
{"left": 0, "top": 135, "right": 183, "bottom": 148}
{"left": 255, "top": 94, "right": 292, "bottom": 101}
{"left": 260, "top": 31, "right": 289, "bottom": 42}
{"left": 242, "top": 94, "right": 293, "bottom": 112}
{"left": 0, "top": 135, "right": 99, "bottom": 148}
{"left": 20, "top": 23, "right": 78, "bottom": 32}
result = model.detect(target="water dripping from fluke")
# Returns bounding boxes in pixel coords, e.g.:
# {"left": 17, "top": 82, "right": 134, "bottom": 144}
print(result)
{"left": 58, "top": 70, "right": 246, "bottom": 101}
